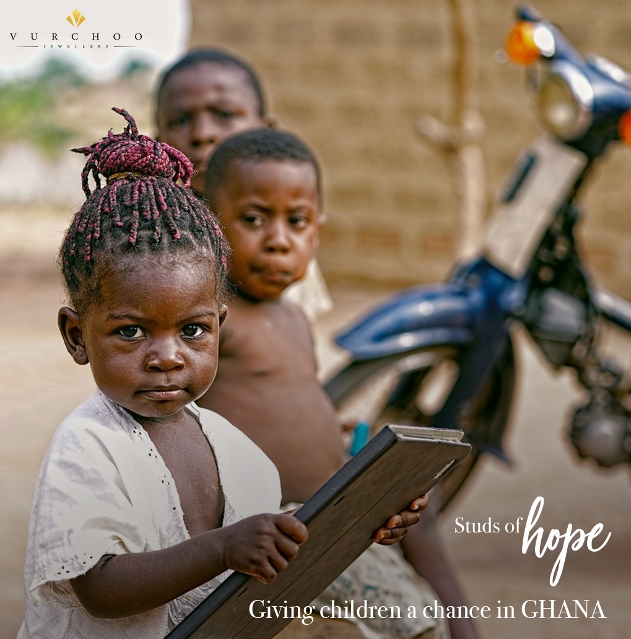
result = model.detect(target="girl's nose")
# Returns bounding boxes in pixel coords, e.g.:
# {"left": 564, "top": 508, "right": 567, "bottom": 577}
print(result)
{"left": 145, "top": 338, "right": 185, "bottom": 371}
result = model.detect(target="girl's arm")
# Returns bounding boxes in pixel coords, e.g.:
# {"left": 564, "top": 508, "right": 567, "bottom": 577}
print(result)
{"left": 373, "top": 495, "right": 428, "bottom": 544}
{"left": 71, "top": 513, "right": 307, "bottom": 619}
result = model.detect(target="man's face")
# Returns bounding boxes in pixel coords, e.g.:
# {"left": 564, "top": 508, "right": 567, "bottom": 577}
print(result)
{"left": 156, "top": 62, "right": 268, "bottom": 194}
{"left": 211, "top": 159, "right": 323, "bottom": 301}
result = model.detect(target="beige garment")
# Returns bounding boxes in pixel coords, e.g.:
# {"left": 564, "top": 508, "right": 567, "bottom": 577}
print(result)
{"left": 18, "top": 392, "right": 281, "bottom": 639}
{"left": 284, "top": 258, "right": 333, "bottom": 322}
{"left": 313, "top": 543, "right": 450, "bottom": 639}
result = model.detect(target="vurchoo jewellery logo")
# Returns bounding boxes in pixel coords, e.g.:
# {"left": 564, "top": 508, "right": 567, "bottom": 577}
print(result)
{"left": 66, "top": 9, "right": 86, "bottom": 28}
{"left": 7, "top": 9, "right": 142, "bottom": 49}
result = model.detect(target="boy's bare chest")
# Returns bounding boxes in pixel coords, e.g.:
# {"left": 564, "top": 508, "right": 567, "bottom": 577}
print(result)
{"left": 145, "top": 419, "right": 224, "bottom": 537}
{"left": 226, "top": 309, "right": 315, "bottom": 377}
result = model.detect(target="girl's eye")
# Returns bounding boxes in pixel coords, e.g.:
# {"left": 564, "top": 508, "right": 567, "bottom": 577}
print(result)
{"left": 117, "top": 326, "right": 143, "bottom": 339}
{"left": 182, "top": 324, "right": 205, "bottom": 338}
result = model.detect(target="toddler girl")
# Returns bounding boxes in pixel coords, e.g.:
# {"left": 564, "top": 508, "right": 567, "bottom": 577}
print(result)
{"left": 17, "top": 108, "right": 307, "bottom": 638}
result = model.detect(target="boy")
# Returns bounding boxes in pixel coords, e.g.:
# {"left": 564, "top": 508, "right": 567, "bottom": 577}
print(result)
{"left": 154, "top": 48, "right": 332, "bottom": 321}
{"left": 199, "top": 128, "right": 472, "bottom": 639}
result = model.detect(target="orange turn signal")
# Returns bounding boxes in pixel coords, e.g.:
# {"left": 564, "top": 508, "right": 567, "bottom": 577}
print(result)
{"left": 505, "top": 21, "right": 540, "bottom": 65}
{"left": 619, "top": 110, "right": 631, "bottom": 146}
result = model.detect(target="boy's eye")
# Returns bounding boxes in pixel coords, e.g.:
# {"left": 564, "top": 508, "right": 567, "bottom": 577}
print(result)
{"left": 241, "top": 213, "right": 265, "bottom": 228}
{"left": 117, "top": 326, "right": 144, "bottom": 339}
{"left": 289, "top": 215, "right": 309, "bottom": 230}
{"left": 181, "top": 324, "right": 206, "bottom": 338}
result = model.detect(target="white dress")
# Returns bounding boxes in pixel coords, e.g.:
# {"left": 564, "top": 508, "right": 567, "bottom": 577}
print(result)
{"left": 17, "top": 391, "right": 281, "bottom": 639}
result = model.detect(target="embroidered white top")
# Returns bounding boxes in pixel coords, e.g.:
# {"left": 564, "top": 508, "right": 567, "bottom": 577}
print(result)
{"left": 18, "top": 391, "right": 281, "bottom": 639}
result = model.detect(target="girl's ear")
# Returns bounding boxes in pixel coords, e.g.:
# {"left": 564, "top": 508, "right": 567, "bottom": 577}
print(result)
{"left": 58, "top": 307, "right": 89, "bottom": 365}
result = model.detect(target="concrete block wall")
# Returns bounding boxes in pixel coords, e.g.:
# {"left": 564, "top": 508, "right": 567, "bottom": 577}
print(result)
{"left": 189, "top": 0, "right": 631, "bottom": 297}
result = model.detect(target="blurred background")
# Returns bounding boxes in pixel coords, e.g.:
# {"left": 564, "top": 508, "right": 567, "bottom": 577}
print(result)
{"left": 2, "top": 1, "right": 631, "bottom": 637}
{"left": 4, "top": 0, "right": 631, "bottom": 293}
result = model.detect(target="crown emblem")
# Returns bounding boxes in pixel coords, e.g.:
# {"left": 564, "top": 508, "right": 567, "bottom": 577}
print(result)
{"left": 66, "top": 9, "right": 86, "bottom": 27}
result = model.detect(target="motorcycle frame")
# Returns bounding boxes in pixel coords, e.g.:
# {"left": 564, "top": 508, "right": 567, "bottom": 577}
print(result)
{"left": 327, "top": 7, "right": 631, "bottom": 475}
{"left": 330, "top": 176, "right": 631, "bottom": 458}
{"left": 330, "top": 257, "right": 519, "bottom": 435}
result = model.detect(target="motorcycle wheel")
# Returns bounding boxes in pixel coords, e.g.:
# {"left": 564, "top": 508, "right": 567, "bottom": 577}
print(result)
{"left": 325, "top": 340, "right": 516, "bottom": 512}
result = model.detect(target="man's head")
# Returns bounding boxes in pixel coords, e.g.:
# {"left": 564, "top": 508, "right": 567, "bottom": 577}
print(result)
{"left": 205, "top": 128, "right": 324, "bottom": 301}
{"left": 155, "top": 49, "right": 274, "bottom": 194}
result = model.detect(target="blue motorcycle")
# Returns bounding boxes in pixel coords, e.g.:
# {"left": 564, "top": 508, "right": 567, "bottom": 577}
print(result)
{"left": 325, "top": 6, "right": 631, "bottom": 511}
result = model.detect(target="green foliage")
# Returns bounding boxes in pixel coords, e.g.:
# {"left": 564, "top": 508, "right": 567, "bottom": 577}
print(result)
{"left": 120, "top": 58, "right": 153, "bottom": 78}
{"left": 0, "top": 59, "right": 86, "bottom": 155}
{"left": 39, "top": 59, "right": 87, "bottom": 88}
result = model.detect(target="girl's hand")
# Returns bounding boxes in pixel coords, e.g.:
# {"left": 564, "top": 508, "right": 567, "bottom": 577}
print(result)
{"left": 221, "top": 513, "right": 308, "bottom": 584}
{"left": 372, "top": 494, "right": 429, "bottom": 545}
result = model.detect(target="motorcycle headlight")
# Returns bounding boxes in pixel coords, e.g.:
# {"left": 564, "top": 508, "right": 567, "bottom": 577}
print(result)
{"left": 536, "top": 62, "right": 593, "bottom": 140}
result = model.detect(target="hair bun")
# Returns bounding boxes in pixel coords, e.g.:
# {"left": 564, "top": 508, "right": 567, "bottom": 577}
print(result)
{"left": 72, "top": 107, "right": 194, "bottom": 195}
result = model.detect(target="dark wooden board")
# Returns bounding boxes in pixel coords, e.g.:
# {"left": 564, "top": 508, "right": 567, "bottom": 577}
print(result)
{"left": 166, "top": 425, "right": 471, "bottom": 639}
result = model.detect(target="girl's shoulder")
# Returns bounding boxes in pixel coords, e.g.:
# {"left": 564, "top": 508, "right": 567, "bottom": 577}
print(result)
{"left": 52, "top": 391, "right": 132, "bottom": 438}
{"left": 44, "top": 391, "right": 139, "bottom": 467}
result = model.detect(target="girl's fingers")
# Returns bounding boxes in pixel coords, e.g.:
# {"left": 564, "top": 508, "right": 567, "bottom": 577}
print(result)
{"left": 276, "top": 536, "right": 301, "bottom": 561}
{"left": 276, "top": 514, "right": 309, "bottom": 544}
{"left": 385, "top": 510, "right": 421, "bottom": 530}
{"left": 373, "top": 526, "right": 408, "bottom": 544}
{"left": 374, "top": 506, "right": 424, "bottom": 543}
{"left": 394, "top": 510, "right": 421, "bottom": 528}
{"left": 268, "top": 552, "right": 289, "bottom": 574}
{"left": 252, "top": 562, "right": 278, "bottom": 584}
{"left": 410, "top": 495, "right": 429, "bottom": 511}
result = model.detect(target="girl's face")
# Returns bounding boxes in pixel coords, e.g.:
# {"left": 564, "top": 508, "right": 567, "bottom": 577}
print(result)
{"left": 59, "top": 257, "right": 226, "bottom": 427}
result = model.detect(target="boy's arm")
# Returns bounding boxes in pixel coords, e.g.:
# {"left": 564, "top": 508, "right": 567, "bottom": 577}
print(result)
{"left": 71, "top": 513, "right": 307, "bottom": 619}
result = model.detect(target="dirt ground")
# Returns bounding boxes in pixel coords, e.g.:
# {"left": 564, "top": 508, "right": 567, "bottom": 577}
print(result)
{"left": 1, "top": 278, "right": 630, "bottom": 638}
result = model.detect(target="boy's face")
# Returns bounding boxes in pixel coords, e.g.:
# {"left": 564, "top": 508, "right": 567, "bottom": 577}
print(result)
{"left": 210, "top": 159, "right": 322, "bottom": 301}
{"left": 59, "top": 258, "right": 226, "bottom": 426}
{"left": 156, "top": 62, "right": 270, "bottom": 194}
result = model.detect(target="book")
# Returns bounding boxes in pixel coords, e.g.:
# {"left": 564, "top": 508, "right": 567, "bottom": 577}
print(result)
{"left": 165, "top": 425, "right": 471, "bottom": 639}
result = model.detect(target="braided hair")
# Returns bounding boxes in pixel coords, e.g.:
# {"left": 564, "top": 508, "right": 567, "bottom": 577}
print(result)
{"left": 59, "top": 107, "right": 231, "bottom": 315}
